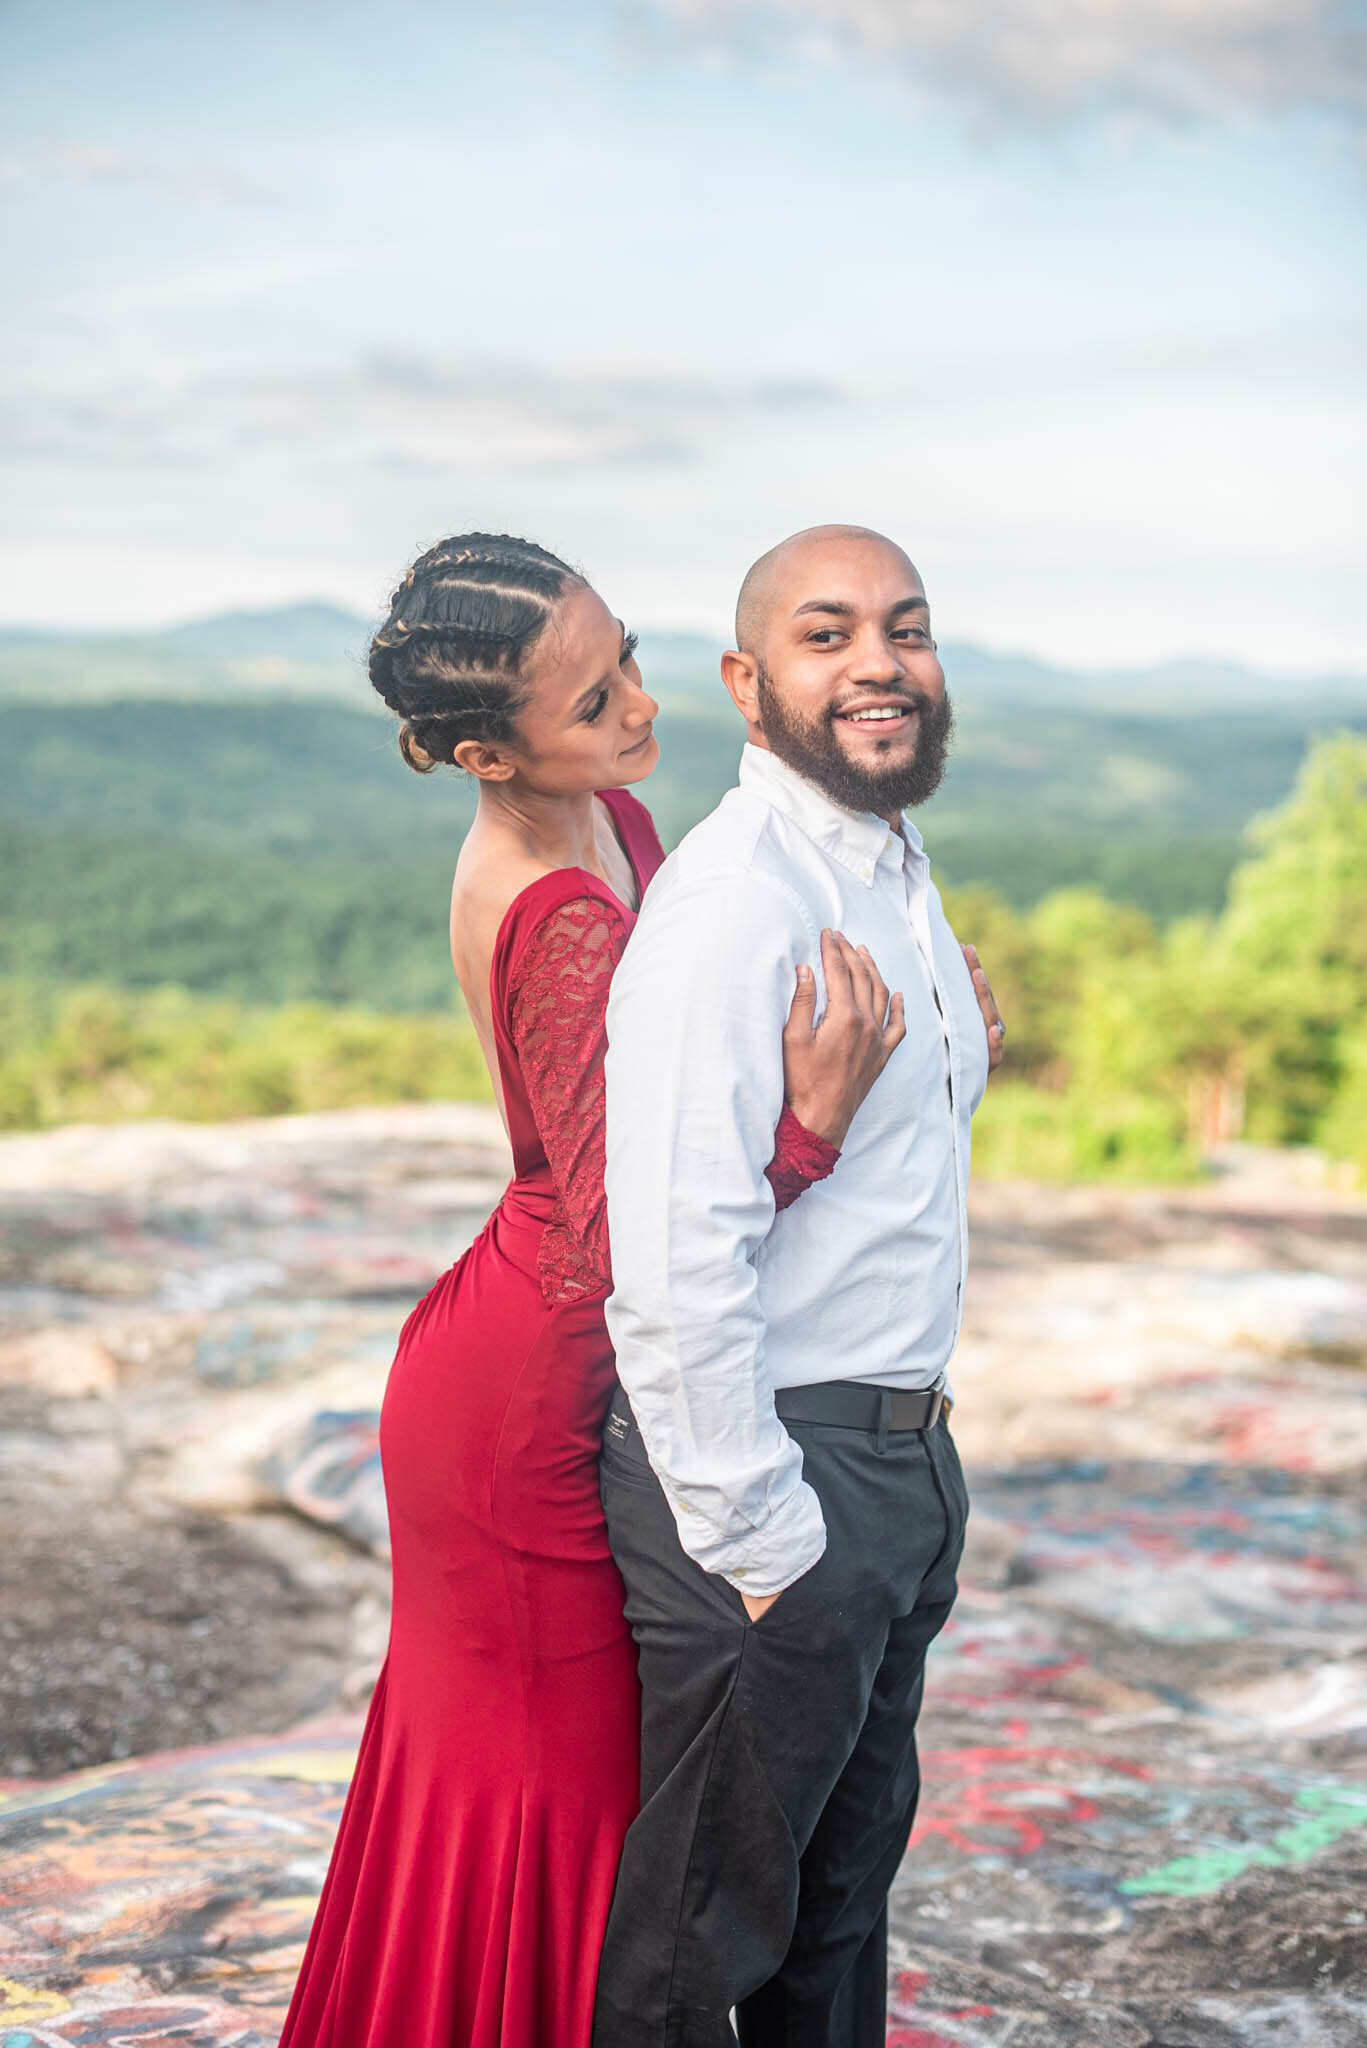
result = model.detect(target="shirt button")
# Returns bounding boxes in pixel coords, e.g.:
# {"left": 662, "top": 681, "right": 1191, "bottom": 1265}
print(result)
{"left": 733, "top": 1567, "right": 747, "bottom": 1578}
{"left": 678, "top": 1500, "right": 691, "bottom": 1513}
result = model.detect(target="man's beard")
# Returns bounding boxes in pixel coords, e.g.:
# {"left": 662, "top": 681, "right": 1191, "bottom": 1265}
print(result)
{"left": 754, "top": 663, "right": 954, "bottom": 816}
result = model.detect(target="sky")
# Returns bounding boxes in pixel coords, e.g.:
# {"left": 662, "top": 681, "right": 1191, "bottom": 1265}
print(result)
{"left": 1, "top": 0, "right": 1364, "bottom": 671}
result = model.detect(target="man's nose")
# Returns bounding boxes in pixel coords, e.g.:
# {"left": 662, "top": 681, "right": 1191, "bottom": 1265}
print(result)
{"left": 848, "top": 633, "right": 906, "bottom": 683}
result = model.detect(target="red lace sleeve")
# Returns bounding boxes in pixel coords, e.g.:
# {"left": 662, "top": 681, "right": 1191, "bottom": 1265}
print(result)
{"left": 507, "top": 893, "right": 628, "bottom": 1304}
{"left": 766, "top": 1104, "right": 840, "bottom": 1212}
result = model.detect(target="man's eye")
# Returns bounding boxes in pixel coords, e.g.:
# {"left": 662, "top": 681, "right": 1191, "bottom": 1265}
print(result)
{"left": 808, "top": 630, "right": 840, "bottom": 645}
{"left": 583, "top": 689, "right": 610, "bottom": 725}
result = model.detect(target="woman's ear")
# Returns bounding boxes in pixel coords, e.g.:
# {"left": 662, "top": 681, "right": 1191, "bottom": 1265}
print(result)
{"left": 453, "top": 738, "right": 517, "bottom": 783}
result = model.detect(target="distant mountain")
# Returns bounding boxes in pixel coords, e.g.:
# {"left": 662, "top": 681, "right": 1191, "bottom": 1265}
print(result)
{"left": 165, "top": 601, "right": 370, "bottom": 663}
{"left": 963, "top": 651, "right": 1364, "bottom": 715}
{"left": 0, "top": 601, "right": 1361, "bottom": 721}
{"left": 0, "top": 602, "right": 375, "bottom": 708}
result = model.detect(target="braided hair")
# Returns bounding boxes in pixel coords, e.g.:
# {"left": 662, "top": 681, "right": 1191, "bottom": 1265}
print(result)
{"left": 369, "top": 533, "right": 580, "bottom": 773}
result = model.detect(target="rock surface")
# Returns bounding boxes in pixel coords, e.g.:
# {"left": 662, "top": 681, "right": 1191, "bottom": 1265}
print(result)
{"left": 0, "top": 1107, "right": 1364, "bottom": 2046}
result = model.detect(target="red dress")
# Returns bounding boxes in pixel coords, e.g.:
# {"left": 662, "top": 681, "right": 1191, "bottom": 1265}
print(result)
{"left": 277, "top": 790, "right": 837, "bottom": 2048}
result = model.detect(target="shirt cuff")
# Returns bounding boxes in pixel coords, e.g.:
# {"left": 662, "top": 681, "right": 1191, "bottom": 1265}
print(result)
{"left": 675, "top": 1472, "right": 828, "bottom": 1599}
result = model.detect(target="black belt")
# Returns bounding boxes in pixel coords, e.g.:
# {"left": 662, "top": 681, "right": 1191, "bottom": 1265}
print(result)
{"left": 774, "top": 1379, "right": 948, "bottom": 1433}
{"left": 605, "top": 1379, "right": 949, "bottom": 1456}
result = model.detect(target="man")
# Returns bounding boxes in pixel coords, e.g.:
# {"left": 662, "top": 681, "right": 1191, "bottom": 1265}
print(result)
{"left": 594, "top": 526, "right": 1000, "bottom": 2046}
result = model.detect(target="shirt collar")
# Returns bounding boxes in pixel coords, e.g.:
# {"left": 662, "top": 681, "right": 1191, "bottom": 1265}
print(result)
{"left": 738, "top": 743, "right": 921, "bottom": 888}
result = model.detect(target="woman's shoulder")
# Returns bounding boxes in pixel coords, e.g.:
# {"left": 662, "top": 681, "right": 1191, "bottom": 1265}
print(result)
{"left": 490, "top": 867, "right": 631, "bottom": 1002}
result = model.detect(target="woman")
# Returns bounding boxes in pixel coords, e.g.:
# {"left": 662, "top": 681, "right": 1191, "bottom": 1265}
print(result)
{"left": 279, "top": 533, "right": 993, "bottom": 2048}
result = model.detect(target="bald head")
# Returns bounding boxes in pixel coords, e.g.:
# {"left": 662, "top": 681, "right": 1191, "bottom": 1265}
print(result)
{"left": 734, "top": 525, "right": 917, "bottom": 657}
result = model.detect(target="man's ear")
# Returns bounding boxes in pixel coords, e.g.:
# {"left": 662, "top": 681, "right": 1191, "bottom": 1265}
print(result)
{"left": 453, "top": 738, "right": 518, "bottom": 783}
{"left": 720, "top": 649, "right": 761, "bottom": 728}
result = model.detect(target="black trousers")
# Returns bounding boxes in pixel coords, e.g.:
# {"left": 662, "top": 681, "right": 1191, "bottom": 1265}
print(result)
{"left": 592, "top": 1396, "right": 968, "bottom": 2048}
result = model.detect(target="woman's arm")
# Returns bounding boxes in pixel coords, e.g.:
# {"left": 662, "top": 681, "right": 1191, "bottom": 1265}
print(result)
{"left": 507, "top": 894, "right": 625, "bottom": 1303}
{"left": 777, "top": 928, "right": 908, "bottom": 1152}
{"left": 769, "top": 932, "right": 1004, "bottom": 1214}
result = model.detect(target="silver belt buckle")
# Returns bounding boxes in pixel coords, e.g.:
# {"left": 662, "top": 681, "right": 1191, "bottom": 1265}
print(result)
{"left": 926, "top": 1381, "right": 945, "bottom": 1430}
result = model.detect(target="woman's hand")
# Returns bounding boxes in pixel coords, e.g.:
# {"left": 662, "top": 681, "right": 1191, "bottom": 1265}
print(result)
{"left": 781, "top": 929, "right": 906, "bottom": 1149}
{"left": 962, "top": 943, "right": 1005, "bottom": 1073}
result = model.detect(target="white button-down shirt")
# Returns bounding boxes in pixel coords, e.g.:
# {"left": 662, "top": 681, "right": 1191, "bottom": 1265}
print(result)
{"left": 603, "top": 744, "right": 989, "bottom": 1596}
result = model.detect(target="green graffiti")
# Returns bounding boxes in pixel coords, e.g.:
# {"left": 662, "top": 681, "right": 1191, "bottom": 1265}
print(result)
{"left": 1120, "top": 1785, "right": 1367, "bottom": 1899}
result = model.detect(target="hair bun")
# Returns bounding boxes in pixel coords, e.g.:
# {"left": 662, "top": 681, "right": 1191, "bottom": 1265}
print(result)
{"left": 398, "top": 722, "right": 438, "bottom": 774}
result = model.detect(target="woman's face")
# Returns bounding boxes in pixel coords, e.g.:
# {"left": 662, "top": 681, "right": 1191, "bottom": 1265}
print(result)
{"left": 506, "top": 581, "right": 660, "bottom": 795}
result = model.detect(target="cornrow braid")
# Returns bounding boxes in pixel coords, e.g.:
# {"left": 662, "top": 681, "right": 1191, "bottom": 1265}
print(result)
{"left": 368, "top": 532, "right": 580, "bottom": 774}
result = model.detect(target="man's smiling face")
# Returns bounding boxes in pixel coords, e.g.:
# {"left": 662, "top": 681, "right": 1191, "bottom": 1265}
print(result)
{"left": 725, "top": 526, "right": 953, "bottom": 822}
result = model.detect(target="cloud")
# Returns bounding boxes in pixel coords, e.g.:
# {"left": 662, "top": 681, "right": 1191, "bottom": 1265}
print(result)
{"left": 8, "top": 325, "right": 1352, "bottom": 500}
{"left": 0, "top": 143, "right": 277, "bottom": 208}
{"left": 5, "top": 329, "right": 1354, "bottom": 478}
{"left": 651, "top": 0, "right": 1367, "bottom": 123}
{"left": 0, "top": 354, "right": 842, "bottom": 473}
{"left": 96, "top": 250, "right": 358, "bottom": 312}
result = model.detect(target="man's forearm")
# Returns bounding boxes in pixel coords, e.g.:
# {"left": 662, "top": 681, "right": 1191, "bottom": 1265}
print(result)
{"left": 603, "top": 1228, "right": 828, "bottom": 1595}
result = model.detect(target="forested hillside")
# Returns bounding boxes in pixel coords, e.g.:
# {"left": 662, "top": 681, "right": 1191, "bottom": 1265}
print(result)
{"left": 4, "top": 605, "right": 1362, "bottom": 1178}
{"left": 7, "top": 736, "right": 1365, "bottom": 1183}
{"left": 3, "top": 608, "right": 1361, "bottom": 1005}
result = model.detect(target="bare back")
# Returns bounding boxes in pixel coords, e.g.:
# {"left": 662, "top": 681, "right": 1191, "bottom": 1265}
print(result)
{"left": 450, "top": 796, "right": 640, "bottom": 1130}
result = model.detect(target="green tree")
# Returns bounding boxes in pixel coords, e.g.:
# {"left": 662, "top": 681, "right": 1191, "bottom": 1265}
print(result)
{"left": 1217, "top": 732, "right": 1367, "bottom": 1144}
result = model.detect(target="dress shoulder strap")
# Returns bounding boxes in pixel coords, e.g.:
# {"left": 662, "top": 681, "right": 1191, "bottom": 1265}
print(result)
{"left": 596, "top": 787, "right": 667, "bottom": 893}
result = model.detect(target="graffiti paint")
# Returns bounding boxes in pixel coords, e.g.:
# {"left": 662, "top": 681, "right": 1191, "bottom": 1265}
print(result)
{"left": 257, "top": 1410, "right": 387, "bottom": 1557}
{"left": 0, "top": 1720, "right": 360, "bottom": 2044}
{"left": 0, "top": 1981, "right": 72, "bottom": 2025}
{"left": 1120, "top": 1784, "right": 1367, "bottom": 1898}
{"left": 0, "top": 2001, "right": 267, "bottom": 2048}
{"left": 912, "top": 1742, "right": 1152, "bottom": 1859}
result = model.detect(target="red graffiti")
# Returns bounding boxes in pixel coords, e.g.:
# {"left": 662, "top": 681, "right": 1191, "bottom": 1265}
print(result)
{"left": 887, "top": 1968, "right": 997, "bottom": 2048}
{"left": 1212, "top": 1400, "right": 1316, "bottom": 1470}
{"left": 912, "top": 1742, "right": 1150, "bottom": 1858}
